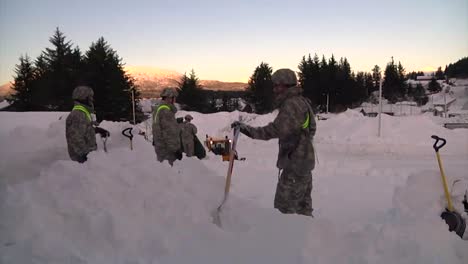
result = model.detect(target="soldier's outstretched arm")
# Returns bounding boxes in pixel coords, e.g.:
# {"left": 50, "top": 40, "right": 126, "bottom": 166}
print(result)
{"left": 246, "top": 100, "right": 301, "bottom": 140}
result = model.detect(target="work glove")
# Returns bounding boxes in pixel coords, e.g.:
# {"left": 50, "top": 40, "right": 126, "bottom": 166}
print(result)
{"left": 231, "top": 121, "right": 252, "bottom": 137}
{"left": 175, "top": 150, "right": 183, "bottom": 160}
{"left": 95, "top": 127, "right": 110, "bottom": 138}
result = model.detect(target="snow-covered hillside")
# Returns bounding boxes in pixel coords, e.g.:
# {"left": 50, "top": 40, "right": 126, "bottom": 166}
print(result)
{"left": 1, "top": 110, "right": 467, "bottom": 263}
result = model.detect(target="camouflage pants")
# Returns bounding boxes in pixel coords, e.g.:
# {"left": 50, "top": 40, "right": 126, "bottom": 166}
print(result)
{"left": 274, "top": 169, "right": 313, "bottom": 216}
{"left": 183, "top": 141, "right": 194, "bottom": 157}
{"left": 154, "top": 146, "right": 177, "bottom": 166}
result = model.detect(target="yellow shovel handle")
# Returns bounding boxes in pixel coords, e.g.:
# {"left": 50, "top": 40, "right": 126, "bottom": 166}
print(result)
{"left": 435, "top": 151, "right": 454, "bottom": 212}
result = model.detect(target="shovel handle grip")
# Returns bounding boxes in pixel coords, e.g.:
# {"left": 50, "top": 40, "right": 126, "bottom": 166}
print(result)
{"left": 431, "top": 135, "right": 446, "bottom": 152}
{"left": 122, "top": 128, "right": 133, "bottom": 140}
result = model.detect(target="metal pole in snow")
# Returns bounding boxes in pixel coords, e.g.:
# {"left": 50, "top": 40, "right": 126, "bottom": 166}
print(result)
{"left": 326, "top": 93, "right": 329, "bottom": 114}
{"left": 378, "top": 78, "right": 383, "bottom": 137}
{"left": 131, "top": 89, "right": 136, "bottom": 125}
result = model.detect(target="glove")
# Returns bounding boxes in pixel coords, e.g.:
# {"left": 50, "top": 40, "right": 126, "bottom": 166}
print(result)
{"left": 95, "top": 127, "right": 110, "bottom": 138}
{"left": 230, "top": 121, "right": 252, "bottom": 137}
{"left": 175, "top": 150, "right": 183, "bottom": 160}
{"left": 176, "top": 117, "right": 184, "bottom": 124}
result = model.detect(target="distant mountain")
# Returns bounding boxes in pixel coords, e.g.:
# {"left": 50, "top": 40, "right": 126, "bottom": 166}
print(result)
{"left": 124, "top": 66, "right": 247, "bottom": 97}
{"left": 0, "top": 67, "right": 248, "bottom": 98}
{"left": 0, "top": 82, "right": 12, "bottom": 97}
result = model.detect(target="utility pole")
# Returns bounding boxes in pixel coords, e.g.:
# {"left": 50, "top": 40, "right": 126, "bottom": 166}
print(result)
{"left": 326, "top": 93, "right": 329, "bottom": 114}
{"left": 131, "top": 88, "right": 136, "bottom": 125}
{"left": 378, "top": 78, "right": 383, "bottom": 137}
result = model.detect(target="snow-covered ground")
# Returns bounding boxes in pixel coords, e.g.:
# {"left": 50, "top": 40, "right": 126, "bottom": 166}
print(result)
{"left": 0, "top": 99, "right": 9, "bottom": 110}
{"left": 1, "top": 108, "right": 468, "bottom": 263}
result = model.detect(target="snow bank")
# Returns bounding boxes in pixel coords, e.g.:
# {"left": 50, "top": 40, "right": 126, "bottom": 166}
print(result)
{"left": 0, "top": 99, "right": 9, "bottom": 110}
{"left": 315, "top": 109, "right": 468, "bottom": 155}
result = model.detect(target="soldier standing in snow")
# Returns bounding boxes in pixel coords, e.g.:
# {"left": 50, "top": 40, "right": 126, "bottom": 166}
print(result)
{"left": 232, "top": 69, "right": 316, "bottom": 216}
{"left": 181, "top": 114, "right": 198, "bottom": 157}
{"left": 66, "top": 86, "right": 109, "bottom": 163}
{"left": 152, "top": 88, "right": 183, "bottom": 166}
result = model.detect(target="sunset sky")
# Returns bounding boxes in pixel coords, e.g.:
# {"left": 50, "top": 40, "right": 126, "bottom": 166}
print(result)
{"left": 0, "top": 0, "right": 467, "bottom": 84}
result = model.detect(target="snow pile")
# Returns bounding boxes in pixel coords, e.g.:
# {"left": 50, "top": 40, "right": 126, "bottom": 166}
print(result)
{"left": 1, "top": 111, "right": 468, "bottom": 263}
{"left": 0, "top": 99, "right": 9, "bottom": 110}
{"left": 315, "top": 109, "right": 468, "bottom": 155}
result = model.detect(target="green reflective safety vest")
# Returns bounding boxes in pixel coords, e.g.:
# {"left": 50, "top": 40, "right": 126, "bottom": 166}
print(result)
{"left": 153, "top": 104, "right": 171, "bottom": 123}
{"left": 73, "top": 105, "right": 91, "bottom": 122}
{"left": 302, "top": 113, "right": 310, "bottom": 129}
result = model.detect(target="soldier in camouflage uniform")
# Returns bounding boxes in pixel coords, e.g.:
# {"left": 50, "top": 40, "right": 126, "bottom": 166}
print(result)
{"left": 66, "top": 86, "right": 98, "bottom": 163}
{"left": 181, "top": 114, "right": 198, "bottom": 157}
{"left": 152, "top": 88, "right": 183, "bottom": 166}
{"left": 232, "top": 69, "right": 316, "bottom": 216}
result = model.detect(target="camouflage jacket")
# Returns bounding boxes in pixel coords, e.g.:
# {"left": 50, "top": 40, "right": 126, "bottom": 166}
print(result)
{"left": 65, "top": 102, "right": 97, "bottom": 162}
{"left": 243, "top": 86, "right": 316, "bottom": 175}
{"left": 152, "top": 103, "right": 181, "bottom": 157}
{"left": 181, "top": 122, "right": 197, "bottom": 145}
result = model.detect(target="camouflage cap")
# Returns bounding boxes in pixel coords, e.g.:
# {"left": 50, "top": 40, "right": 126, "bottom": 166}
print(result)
{"left": 160, "top": 87, "right": 179, "bottom": 98}
{"left": 72, "top": 86, "right": 94, "bottom": 101}
{"left": 271, "top": 68, "right": 297, "bottom": 86}
{"left": 185, "top": 114, "right": 193, "bottom": 121}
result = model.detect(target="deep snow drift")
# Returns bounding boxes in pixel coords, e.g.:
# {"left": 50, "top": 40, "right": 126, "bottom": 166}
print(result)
{"left": 1, "top": 110, "right": 467, "bottom": 263}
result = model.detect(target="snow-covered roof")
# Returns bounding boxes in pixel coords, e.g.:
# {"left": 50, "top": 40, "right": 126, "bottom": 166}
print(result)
{"left": 416, "top": 75, "right": 435, "bottom": 80}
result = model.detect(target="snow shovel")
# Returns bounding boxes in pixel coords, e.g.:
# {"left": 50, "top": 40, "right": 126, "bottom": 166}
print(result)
{"left": 95, "top": 127, "right": 110, "bottom": 153}
{"left": 432, "top": 135, "right": 466, "bottom": 238}
{"left": 212, "top": 126, "right": 241, "bottom": 227}
{"left": 122, "top": 128, "right": 134, "bottom": 150}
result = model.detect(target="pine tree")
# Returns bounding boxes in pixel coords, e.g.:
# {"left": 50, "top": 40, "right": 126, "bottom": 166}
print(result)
{"left": 383, "top": 57, "right": 406, "bottom": 102}
{"left": 372, "top": 65, "right": 381, "bottom": 92}
{"left": 7, "top": 55, "right": 35, "bottom": 110}
{"left": 39, "top": 28, "right": 82, "bottom": 110}
{"left": 364, "top": 73, "right": 374, "bottom": 98}
{"left": 247, "top": 62, "right": 273, "bottom": 114}
{"left": 407, "top": 83, "right": 414, "bottom": 98}
{"left": 397, "top": 61, "right": 407, "bottom": 96}
{"left": 445, "top": 57, "right": 468, "bottom": 78}
{"left": 428, "top": 78, "right": 442, "bottom": 93}
{"left": 298, "top": 54, "right": 321, "bottom": 107}
{"left": 435, "top": 66, "right": 444, "bottom": 80}
{"left": 177, "top": 69, "right": 204, "bottom": 111}
{"left": 83, "top": 37, "right": 142, "bottom": 122}
{"left": 352, "top": 71, "right": 367, "bottom": 106}
{"left": 414, "top": 83, "right": 428, "bottom": 106}
{"left": 336, "top": 57, "right": 354, "bottom": 107}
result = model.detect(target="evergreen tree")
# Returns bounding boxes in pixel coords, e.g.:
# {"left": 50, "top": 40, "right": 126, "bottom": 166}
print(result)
{"left": 298, "top": 54, "right": 320, "bottom": 107}
{"left": 383, "top": 57, "right": 406, "bottom": 102}
{"left": 397, "top": 61, "right": 407, "bottom": 96}
{"left": 407, "top": 83, "right": 414, "bottom": 98}
{"left": 177, "top": 69, "right": 204, "bottom": 111}
{"left": 326, "top": 55, "right": 339, "bottom": 110}
{"left": 364, "top": 73, "right": 374, "bottom": 98}
{"left": 353, "top": 71, "right": 367, "bottom": 105}
{"left": 372, "top": 65, "right": 381, "bottom": 92}
{"left": 7, "top": 55, "right": 35, "bottom": 110}
{"left": 413, "top": 83, "right": 428, "bottom": 106}
{"left": 247, "top": 62, "right": 273, "bottom": 114}
{"left": 319, "top": 55, "right": 329, "bottom": 112}
{"left": 40, "top": 28, "right": 82, "bottom": 110}
{"left": 445, "top": 57, "right": 468, "bottom": 78}
{"left": 83, "top": 37, "right": 142, "bottom": 122}
{"left": 427, "top": 78, "right": 442, "bottom": 93}
{"left": 435, "top": 66, "right": 444, "bottom": 80}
